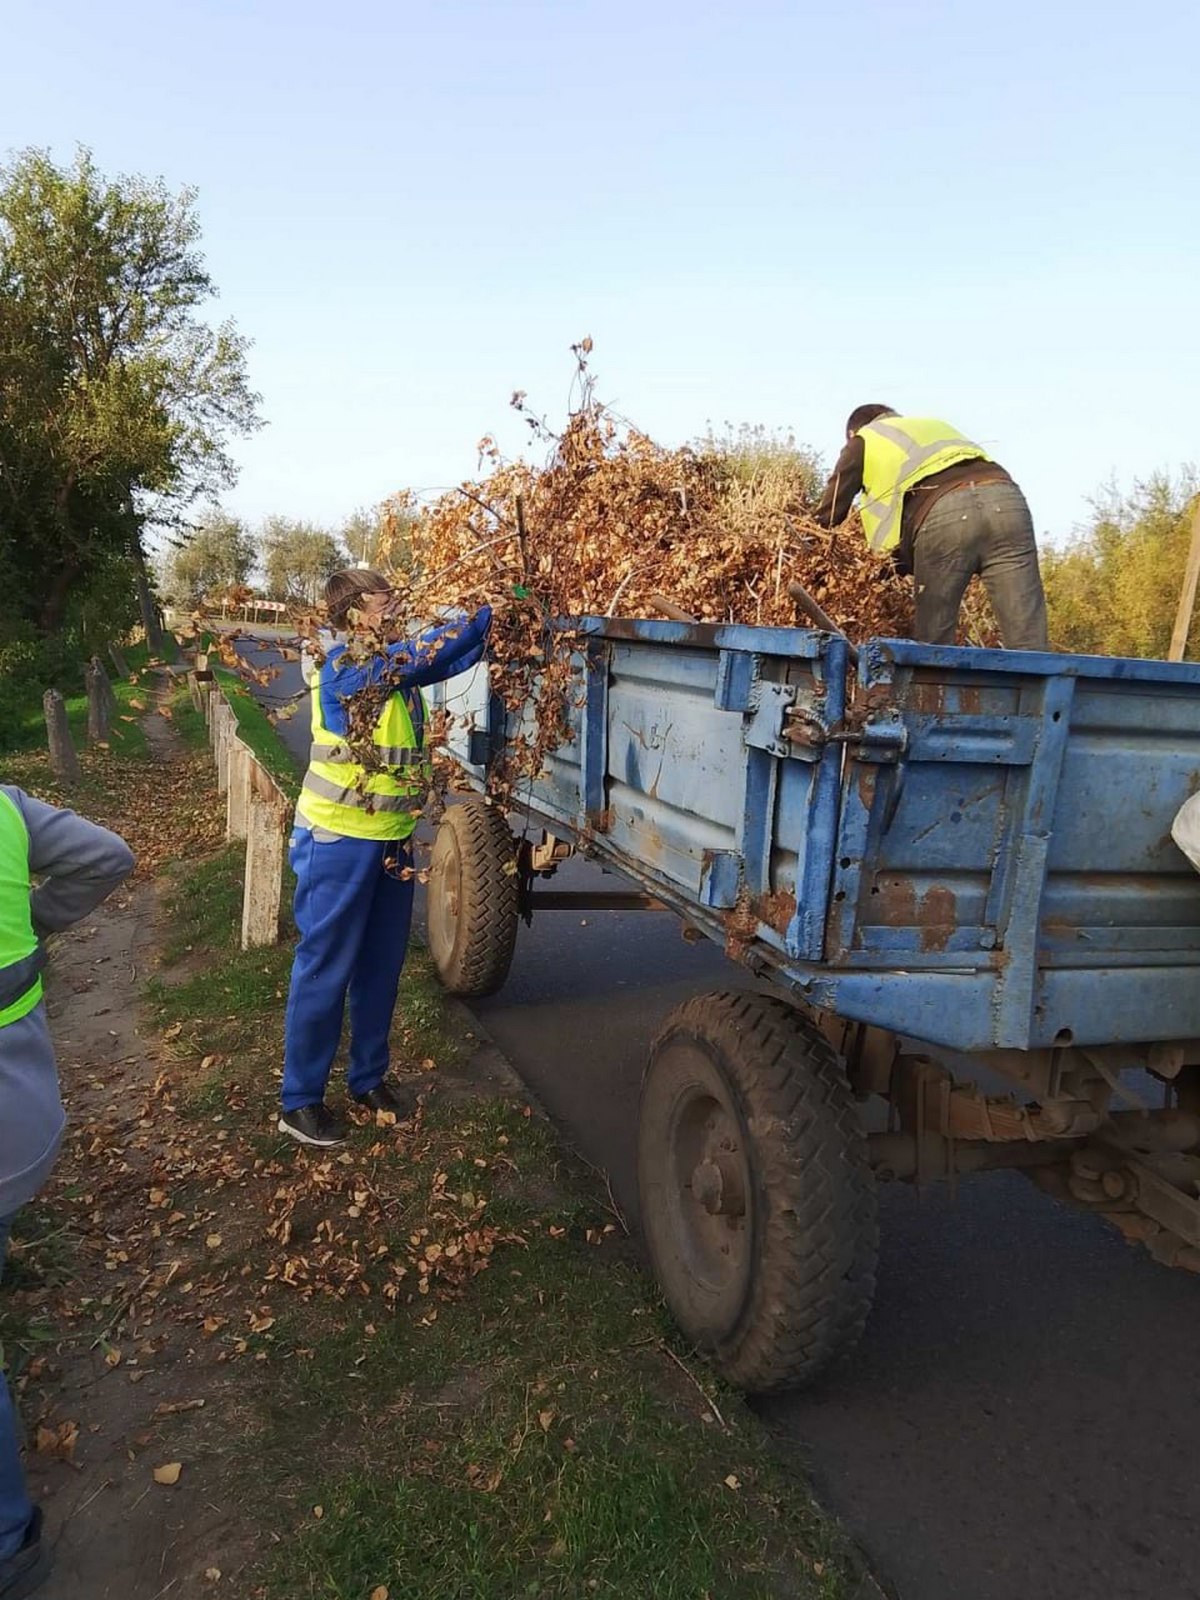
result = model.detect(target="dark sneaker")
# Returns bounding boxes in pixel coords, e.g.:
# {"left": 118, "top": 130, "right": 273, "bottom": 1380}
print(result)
{"left": 353, "top": 1080, "right": 417, "bottom": 1120}
{"left": 277, "top": 1103, "right": 348, "bottom": 1147}
{"left": 0, "top": 1507, "right": 52, "bottom": 1600}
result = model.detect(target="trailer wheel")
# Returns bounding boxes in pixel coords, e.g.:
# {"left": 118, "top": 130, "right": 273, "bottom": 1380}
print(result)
{"left": 427, "top": 800, "right": 519, "bottom": 996}
{"left": 638, "top": 992, "right": 877, "bottom": 1393}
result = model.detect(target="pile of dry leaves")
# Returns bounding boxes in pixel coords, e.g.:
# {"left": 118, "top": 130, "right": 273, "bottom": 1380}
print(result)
{"left": 387, "top": 346, "right": 913, "bottom": 637}
{"left": 357, "top": 345, "right": 913, "bottom": 803}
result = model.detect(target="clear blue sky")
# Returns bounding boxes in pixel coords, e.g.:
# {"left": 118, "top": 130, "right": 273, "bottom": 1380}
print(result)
{"left": 4, "top": 0, "right": 1198, "bottom": 543}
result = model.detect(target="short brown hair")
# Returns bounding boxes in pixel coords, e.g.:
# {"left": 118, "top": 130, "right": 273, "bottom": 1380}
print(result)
{"left": 846, "top": 403, "right": 897, "bottom": 435}
{"left": 324, "top": 568, "right": 389, "bottom": 628}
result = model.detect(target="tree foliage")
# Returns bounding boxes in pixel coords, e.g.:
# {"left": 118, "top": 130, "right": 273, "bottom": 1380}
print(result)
{"left": 1042, "top": 473, "right": 1200, "bottom": 658}
{"left": 341, "top": 505, "right": 389, "bottom": 569}
{"left": 0, "top": 146, "right": 260, "bottom": 637}
{"left": 161, "top": 509, "right": 257, "bottom": 604}
{"left": 261, "top": 517, "right": 346, "bottom": 602}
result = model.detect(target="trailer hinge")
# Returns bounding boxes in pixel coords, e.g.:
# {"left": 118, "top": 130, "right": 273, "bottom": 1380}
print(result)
{"left": 783, "top": 706, "right": 908, "bottom": 763}
{"left": 744, "top": 683, "right": 827, "bottom": 761}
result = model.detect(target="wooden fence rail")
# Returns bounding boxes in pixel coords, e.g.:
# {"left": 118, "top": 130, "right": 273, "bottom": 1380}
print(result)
{"left": 194, "top": 670, "right": 291, "bottom": 950}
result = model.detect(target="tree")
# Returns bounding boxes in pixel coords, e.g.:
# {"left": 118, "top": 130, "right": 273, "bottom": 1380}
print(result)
{"left": 694, "top": 422, "right": 826, "bottom": 509}
{"left": 342, "top": 505, "right": 387, "bottom": 568}
{"left": 1042, "top": 473, "right": 1200, "bottom": 658}
{"left": 261, "top": 517, "right": 346, "bottom": 603}
{"left": 375, "top": 492, "right": 422, "bottom": 577}
{"left": 0, "top": 147, "right": 261, "bottom": 643}
{"left": 161, "top": 509, "right": 257, "bottom": 605}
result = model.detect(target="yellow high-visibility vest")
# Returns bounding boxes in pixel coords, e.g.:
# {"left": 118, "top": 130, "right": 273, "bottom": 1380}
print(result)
{"left": 0, "top": 789, "right": 43, "bottom": 1027}
{"left": 858, "top": 415, "right": 990, "bottom": 552}
{"left": 298, "top": 673, "right": 432, "bottom": 841}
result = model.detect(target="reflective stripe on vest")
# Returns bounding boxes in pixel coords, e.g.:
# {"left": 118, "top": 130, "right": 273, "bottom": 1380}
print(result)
{"left": 298, "top": 673, "right": 431, "bottom": 841}
{"left": 308, "top": 743, "right": 426, "bottom": 766}
{"left": 857, "top": 416, "right": 990, "bottom": 553}
{"left": 0, "top": 790, "right": 43, "bottom": 1028}
{"left": 300, "top": 771, "right": 422, "bottom": 813}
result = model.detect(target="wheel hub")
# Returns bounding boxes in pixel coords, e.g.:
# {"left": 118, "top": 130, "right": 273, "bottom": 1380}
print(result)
{"left": 691, "top": 1151, "right": 746, "bottom": 1217}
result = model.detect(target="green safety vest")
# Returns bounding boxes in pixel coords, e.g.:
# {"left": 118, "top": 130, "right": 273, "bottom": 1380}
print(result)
{"left": 0, "top": 789, "right": 43, "bottom": 1027}
{"left": 298, "top": 674, "right": 432, "bottom": 841}
{"left": 857, "top": 415, "right": 991, "bottom": 553}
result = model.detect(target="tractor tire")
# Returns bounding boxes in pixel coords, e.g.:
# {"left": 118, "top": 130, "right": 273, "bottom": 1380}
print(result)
{"left": 638, "top": 991, "right": 878, "bottom": 1393}
{"left": 427, "top": 799, "right": 519, "bottom": 997}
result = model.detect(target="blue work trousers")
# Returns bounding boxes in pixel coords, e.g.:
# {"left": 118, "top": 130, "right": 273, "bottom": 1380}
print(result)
{"left": 0, "top": 1213, "right": 33, "bottom": 1561}
{"left": 281, "top": 832, "right": 415, "bottom": 1112}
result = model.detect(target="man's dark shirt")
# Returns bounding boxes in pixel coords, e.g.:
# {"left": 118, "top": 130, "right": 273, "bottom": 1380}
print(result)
{"left": 813, "top": 434, "right": 1012, "bottom": 573}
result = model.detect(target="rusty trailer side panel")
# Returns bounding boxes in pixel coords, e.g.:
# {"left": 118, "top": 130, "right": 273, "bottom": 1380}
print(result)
{"left": 429, "top": 621, "right": 1200, "bottom": 1056}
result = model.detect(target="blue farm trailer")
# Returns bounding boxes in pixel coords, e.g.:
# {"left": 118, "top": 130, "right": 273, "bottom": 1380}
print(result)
{"left": 426, "top": 619, "right": 1200, "bottom": 1392}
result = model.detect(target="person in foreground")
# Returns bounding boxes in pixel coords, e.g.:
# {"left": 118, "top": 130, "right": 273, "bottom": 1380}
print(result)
{"left": 279, "top": 569, "right": 492, "bottom": 1149}
{"left": 0, "top": 786, "right": 134, "bottom": 1600}
{"left": 813, "top": 404, "right": 1049, "bottom": 650}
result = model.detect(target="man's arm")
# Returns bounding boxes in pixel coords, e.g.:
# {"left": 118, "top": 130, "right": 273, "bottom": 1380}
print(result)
{"left": 327, "top": 606, "right": 494, "bottom": 697}
{"left": 812, "top": 436, "right": 865, "bottom": 528}
{"left": 5, "top": 787, "right": 136, "bottom": 938}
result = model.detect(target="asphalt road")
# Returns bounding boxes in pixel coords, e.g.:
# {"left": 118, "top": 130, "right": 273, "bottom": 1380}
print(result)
{"left": 234, "top": 632, "right": 1200, "bottom": 1600}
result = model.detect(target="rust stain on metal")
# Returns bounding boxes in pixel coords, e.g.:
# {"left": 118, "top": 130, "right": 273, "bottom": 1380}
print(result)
{"left": 868, "top": 877, "right": 957, "bottom": 952}
{"left": 579, "top": 808, "right": 614, "bottom": 843}
{"left": 637, "top": 818, "right": 668, "bottom": 865}
{"left": 873, "top": 875, "right": 917, "bottom": 926}
{"left": 885, "top": 679, "right": 984, "bottom": 716}
{"left": 855, "top": 762, "right": 878, "bottom": 812}
{"left": 753, "top": 888, "right": 796, "bottom": 936}
{"left": 600, "top": 618, "right": 717, "bottom": 648}
{"left": 918, "top": 884, "right": 957, "bottom": 953}
{"left": 906, "top": 682, "right": 947, "bottom": 714}
{"left": 721, "top": 893, "right": 759, "bottom": 963}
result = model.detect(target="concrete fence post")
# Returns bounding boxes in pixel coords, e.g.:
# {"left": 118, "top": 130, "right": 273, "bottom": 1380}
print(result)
{"left": 85, "top": 658, "right": 112, "bottom": 745}
{"left": 216, "top": 701, "right": 233, "bottom": 794}
{"left": 92, "top": 655, "right": 118, "bottom": 716}
{"left": 43, "top": 689, "right": 81, "bottom": 784}
{"left": 227, "top": 739, "right": 251, "bottom": 842}
{"left": 242, "top": 760, "right": 288, "bottom": 949}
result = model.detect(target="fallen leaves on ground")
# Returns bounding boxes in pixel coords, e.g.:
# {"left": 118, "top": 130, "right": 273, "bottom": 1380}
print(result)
{"left": 7, "top": 741, "right": 223, "bottom": 880}
{"left": 35, "top": 1420, "right": 80, "bottom": 1462}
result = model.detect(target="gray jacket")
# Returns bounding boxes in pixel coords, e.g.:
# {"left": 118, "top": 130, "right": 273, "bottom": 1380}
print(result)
{"left": 0, "top": 786, "right": 135, "bottom": 1219}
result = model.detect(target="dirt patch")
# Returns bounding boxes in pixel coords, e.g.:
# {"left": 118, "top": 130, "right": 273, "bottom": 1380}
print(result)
{"left": 4, "top": 681, "right": 251, "bottom": 1596}
{"left": 18, "top": 886, "right": 253, "bottom": 1599}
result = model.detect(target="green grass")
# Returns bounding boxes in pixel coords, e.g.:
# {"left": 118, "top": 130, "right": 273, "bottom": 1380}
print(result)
{"left": 0, "top": 1206, "right": 78, "bottom": 1382}
{"left": 254, "top": 1102, "right": 852, "bottom": 1600}
{"left": 157, "top": 841, "right": 255, "bottom": 962}
{"left": 169, "top": 682, "right": 211, "bottom": 750}
{"left": 2, "top": 641, "right": 154, "bottom": 758}
{"left": 213, "top": 664, "right": 301, "bottom": 799}
{"left": 147, "top": 844, "right": 464, "bottom": 1101}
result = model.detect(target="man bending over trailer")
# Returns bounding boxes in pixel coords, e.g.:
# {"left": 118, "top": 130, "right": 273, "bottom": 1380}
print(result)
{"left": 278, "top": 570, "right": 492, "bottom": 1149}
{"left": 813, "top": 404, "right": 1049, "bottom": 650}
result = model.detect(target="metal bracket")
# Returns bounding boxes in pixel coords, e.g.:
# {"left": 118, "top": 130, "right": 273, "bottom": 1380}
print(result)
{"left": 849, "top": 716, "right": 908, "bottom": 763}
{"left": 743, "top": 682, "right": 797, "bottom": 758}
{"left": 776, "top": 703, "right": 909, "bottom": 765}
